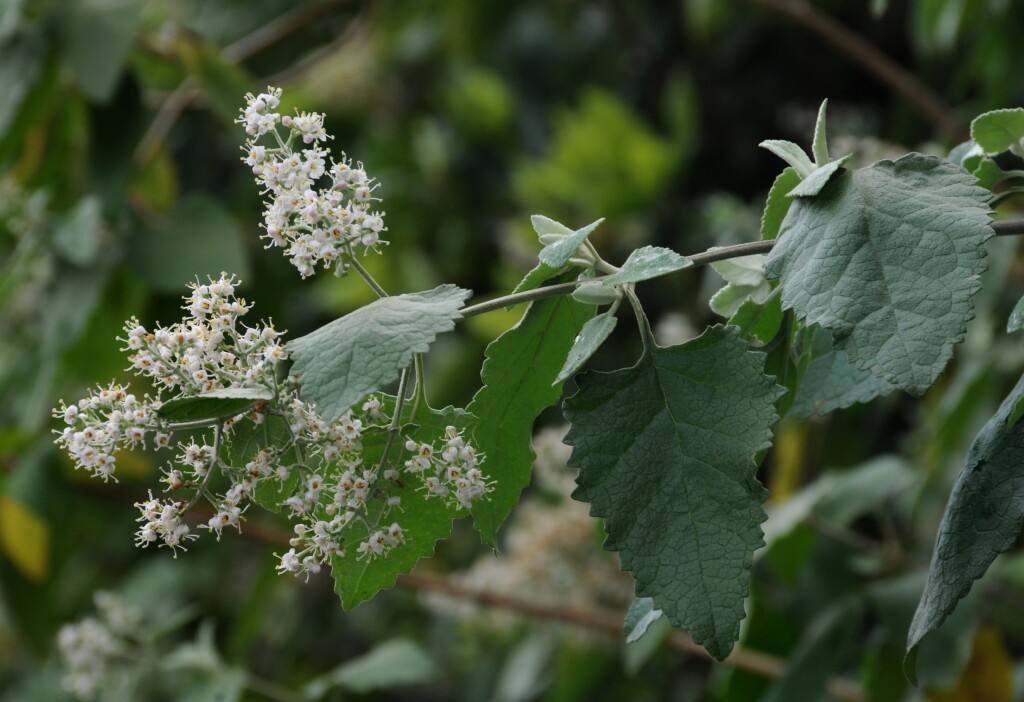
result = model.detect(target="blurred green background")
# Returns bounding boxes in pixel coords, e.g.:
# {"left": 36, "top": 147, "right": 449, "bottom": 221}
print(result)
{"left": 5, "top": 0, "right": 1024, "bottom": 700}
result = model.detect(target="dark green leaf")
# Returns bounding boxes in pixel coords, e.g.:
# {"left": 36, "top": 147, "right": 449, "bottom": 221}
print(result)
{"left": 287, "top": 285, "right": 470, "bottom": 422}
{"left": 330, "top": 406, "right": 464, "bottom": 608}
{"left": 765, "top": 154, "right": 993, "bottom": 395}
{"left": 554, "top": 311, "right": 617, "bottom": 385}
{"left": 221, "top": 414, "right": 300, "bottom": 511}
{"left": 157, "top": 387, "right": 273, "bottom": 423}
{"left": 906, "top": 374, "right": 1024, "bottom": 682}
{"left": 728, "top": 295, "right": 783, "bottom": 346}
{"left": 601, "top": 246, "right": 691, "bottom": 285}
{"left": 62, "top": 0, "right": 142, "bottom": 101}
{"left": 565, "top": 325, "right": 784, "bottom": 659}
{"left": 788, "top": 328, "right": 896, "bottom": 417}
{"left": 468, "top": 292, "right": 595, "bottom": 545}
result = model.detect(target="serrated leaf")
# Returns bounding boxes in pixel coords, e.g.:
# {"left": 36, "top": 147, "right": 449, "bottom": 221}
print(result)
{"left": 288, "top": 285, "right": 470, "bottom": 422}
{"left": 787, "top": 154, "right": 851, "bottom": 198}
{"left": 331, "top": 406, "right": 465, "bottom": 608}
{"left": 905, "top": 374, "right": 1024, "bottom": 683}
{"left": 811, "top": 99, "right": 830, "bottom": 166}
{"left": 157, "top": 387, "right": 273, "bottom": 423}
{"left": 764, "top": 154, "right": 993, "bottom": 396}
{"left": 468, "top": 291, "right": 595, "bottom": 545}
{"left": 601, "top": 246, "right": 691, "bottom": 285}
{"left": 970, "top": 108, "right": 1024, "bottom": 157}
{"left": 624, "top": 597, "right": 664, "bottom": 644}
{"left": 554, "top": 312, "right": 618, "bottom": 385}
{"left": 538, "top": 218, "right": 604, "bottom": 268}
{"left": 565, "top": 325, "right": 784, "bottom": 659}
{"left": 761, "top": 167, "right": 801, "bottom": 240}
{"left": 789, "top": 328, "right": 896, "bottom": 417}
{"left": 221, "top": 415, "right": 300, "bottom": 511}
{"left": 759, "top": 140, "right": 814, "bottom": 178}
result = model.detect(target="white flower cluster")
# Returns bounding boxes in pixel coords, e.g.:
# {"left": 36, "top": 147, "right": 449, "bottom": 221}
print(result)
{"left": 239, "top": 87, "right": 387, "bottom": 278}
{"left": 122, "top": 274, "right": 283, "bottom": 394}
{"left": 133, "top": 490, "right": 197, "bottom": 555}
{"left": 54, "top": 384, "right": 158, "bottom": 482}
{"left": 405, "top": 425, "right": 489, "bottom": 510}
{"left": 57, "top": 592, "right": 141, "bottom": 700}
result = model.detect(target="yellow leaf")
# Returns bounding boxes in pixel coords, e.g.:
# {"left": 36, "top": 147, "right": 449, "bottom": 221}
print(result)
{"left": 768, "top": 419, "right": 807, "bottom": 503}
{"left": 0, "top": 495, "right": 49, "bottom": 581}
{"left": 926, "top": 626, "right": 1013, "bottom": 702}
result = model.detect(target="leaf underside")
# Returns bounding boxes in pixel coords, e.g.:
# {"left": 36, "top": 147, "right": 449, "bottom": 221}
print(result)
{"left": 468, "top": 287, "right": 595, "bottom": 546}
{"left": 564, "top": 324, "right": 784, "bottom": 660}
{"left": 765, "top": 153, "right": 993, "bottom": 396}
{"left": 157, "top": 387, "right": 274, "bottom": 423}
{"left": 287, "top": 285, "right": 471, "bottom": 422}
{"left": 905, "top": 373, "right": 1024, "bottom": 683}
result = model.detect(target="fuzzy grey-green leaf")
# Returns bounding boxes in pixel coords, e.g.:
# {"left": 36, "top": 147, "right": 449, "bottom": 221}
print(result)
{"left": 764, "top": 153, "right": 993, "bottom": 396}
{"left": 287, "top": 285, "right": 470, "bottom": 421}
{"left": 905, "top": 374, "right": 1024, "bottom": 683}
{"left": 565, "top": 325, "right": 784, "bottom": 660}
{"left": 538, "top": 218, "right": 603, "bottom": 268}
{"left": 601, "top": 246, "right": 691, "bottom": 285}
{"left": 789, "top": 328, "right": 896, "bottom": 417}
{"left": 761, "top": 167, "right": 801, "bottom": 241}
{"left": 554, "top": 312, "right": 618, "bottom": 385}
{"left": 787, "top": 154, "right": 851, "bottom": 198}
{"left": 970, "top": 108, "right": 1024, "bottom": 157}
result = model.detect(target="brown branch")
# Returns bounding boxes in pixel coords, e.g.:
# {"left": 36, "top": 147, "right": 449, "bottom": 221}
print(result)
{"left": 741, "top": 0, "right": 965, "bottom": 141}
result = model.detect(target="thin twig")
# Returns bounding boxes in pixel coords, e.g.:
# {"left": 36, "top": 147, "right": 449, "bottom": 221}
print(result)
{"left": 741, "top": 0, "right": 964, "bottom": 141}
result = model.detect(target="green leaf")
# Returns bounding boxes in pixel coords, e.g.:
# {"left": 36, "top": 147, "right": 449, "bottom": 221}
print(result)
{"left": 53, "top": 196, "right": 104, "bottom": 266}
{"left": 0, "top": 32, "right": 44, "bottom": 135}
{"left": 531, "top": 214, "right": 574, "bottom": 240}
{"left": 538, "top": 218, "right": 603, "bottom": 268}
{"left": 948, "top": 140, "right": 984, "bottom": 171}
{"left": 759, "top": 140, "right": 814, "bottom": 178}
{"left": 709, "top": 254, "right": 772, "bottom": 318}
{"left": 764, "top": 154, "right": 993, "bottom": 396}
{"left": 565, "top": 325, "right": 784, "bottom": 659}
{"left": 554, "top": 312, "right": 618, "bottom": 385}
{"left": 601, "top": 246, "right": 691, "bottom": 285}
{"left": 62, "top": 0, "right": 142, "bottom": 101}
{"left": 788, "top": 328, "right": 896, "bottom": 417}
{"left": 905, "top": 373, "right": 1024, "bottom": 682}
{"left": 624, "top": 597, "right": 664, "bottom": 644}
{"left": 811, "top": 99, "right": 830, "bottom": 166}
{"left": 510, "top": 262, "right": 561, "bottom": 298}
{"left": 970, "top": 108, "right": 1024, "bottom": 157}
{"left": 970, "top": 158, "right": 1024, "bottom": 190}
{"left": 288, "top": 285, "right": 470, "bottom": 422}
{"left": 787, "top": 154, "right": 851, "bottom": 198}
{"left": 221, "top": 415, "right": 300, "bottom": 511}
{"left": 468, "top": 291, "right": 595, "bottom": 545}
{"left": 761, "top": 167, "right": 801, "bottom": 241}
{"left": 302, "top": 638, "right": 436, "bottom": 697}
{"left": 331, "top": 406, "right": 465, "bottom": 608}
{"left": 624, "top": 616, "right": 672, "bottom": 675}
{"left": 728, "top": 295, "right": 783, "bottom": 346}
{"left": 156, "top": 387, "right": 273, "bottom": 423}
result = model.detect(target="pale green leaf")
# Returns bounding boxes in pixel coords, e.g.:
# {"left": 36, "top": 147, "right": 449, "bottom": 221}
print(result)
{"left": 554, "top": 312, "right": 618, "bottom": 385}
{"left": 787, "top": 154, "right": 851, "bottom": 198}
{"left": 331, "top": 406, "right": 464, "bottom": 608}
{"left": 759, "top": 140, "right": 814, "bottom": 178}
{"left": 764, "top": 154, "right": 993, "bottom": 395}
{"left": 63, "top": 0, "right": 142, "bottom": 101}
{"left": 624, "top": 597, "right": 664, "bottom": 644}
{"left": 728, "top": 295, "right": 784, "bottom": 346}
{"left": 948, "top": 140, "right": 984, "bottom": 171}
{"left": 709, "top": 281, "right": 772, "bottom": 318}
{"left": 970, "top": 108, "right": 1024, "bottom": 157}
{"left": 538, "top": 218, "right": 603, "bottom": 268}
{"left": 710, "top": 254, "right": 767, "bottom": 286}
{"left": 565, "top": 325, "right": 784, "bottom": 659}
{"left": 302, "top": 639, "right": 436, "bottom": 697}
{"left": 789, "top": 328, "right": 896, "bottom": 417}
{"left": 811, "top": 98, "right": 830, "bottom": 166}
{"left": 287, "top": 285, "right": 470, "bottom": 422}
{"left": 530, "top": 214, "right": 574, "bottom": 240}
{"left": 761, "top": 167, "right": 801, "bottom": 241}
{"left": 601, "top": 246, "right": 691, "bottom": 285}
{"left": 906, "top": 374, "right": 1024, "bottom": 682}
{"left": 468, "top": 291, "right": 595, "bottom": 545}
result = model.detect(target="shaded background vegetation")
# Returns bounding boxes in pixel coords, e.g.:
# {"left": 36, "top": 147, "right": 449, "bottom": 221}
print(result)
{"left": 4, "top": 0, "right": 1024, "bottom": 700}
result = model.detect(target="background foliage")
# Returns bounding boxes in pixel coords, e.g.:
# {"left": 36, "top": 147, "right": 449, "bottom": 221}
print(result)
{"left": 4, "top": 0, "right": 1024, "bottom": 700}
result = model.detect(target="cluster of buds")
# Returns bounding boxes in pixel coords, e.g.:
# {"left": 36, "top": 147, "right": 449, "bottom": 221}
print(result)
{"left": 122, "top": 274, "right": 283, "bottom": 394}
{"left": 405, "top": 425, "right": 489, "bottom": 510}
{"left": 54, "top": 384, "right": 159, "bottom": 481}
{"left": 57, "top": 592, "right": 141, "bottom": 699}
{"left": 238, "top": 87, "right": 387, "bottom": 278}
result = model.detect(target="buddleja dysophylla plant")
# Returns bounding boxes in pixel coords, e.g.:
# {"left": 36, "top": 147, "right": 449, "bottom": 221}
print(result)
{"left": 52, "top": 89, "right": 1024, "bottom": 678}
